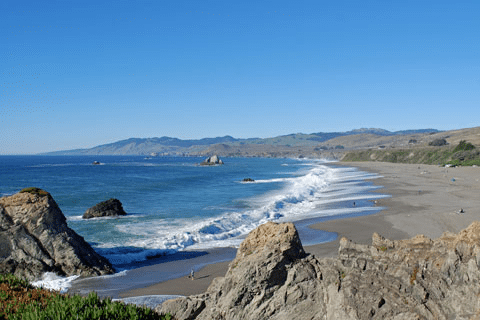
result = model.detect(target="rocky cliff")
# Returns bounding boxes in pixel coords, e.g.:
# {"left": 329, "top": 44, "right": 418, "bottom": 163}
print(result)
{"left": 158, "top": 221, "right": 480, "bottom": 319}
{"left": 0, "top": 189, "right": 114, "bottom": 280}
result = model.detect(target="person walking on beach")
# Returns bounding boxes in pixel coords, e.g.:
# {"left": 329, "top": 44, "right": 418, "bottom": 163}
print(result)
{"left": 190, "top": 268, "right": 195, "bottom": 280}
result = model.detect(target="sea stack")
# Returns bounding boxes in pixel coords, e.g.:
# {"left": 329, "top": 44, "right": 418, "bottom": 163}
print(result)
{"left": 200, "top": 155, "right": 224, "bottom": 166}
{"left": 83, "top": 198, "right": 127, "bottom": 219}
{"left": 0, "top": 188, "right": 114, "bottom": 280}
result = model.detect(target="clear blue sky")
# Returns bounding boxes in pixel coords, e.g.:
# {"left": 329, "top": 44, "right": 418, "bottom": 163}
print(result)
{"left": 1, "top": 0, "right": 479, "bottom": 154}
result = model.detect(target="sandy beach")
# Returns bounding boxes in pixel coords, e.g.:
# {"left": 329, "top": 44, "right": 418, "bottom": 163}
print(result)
{"left": 118, "top": 161, "right": 480, "bottom": 298}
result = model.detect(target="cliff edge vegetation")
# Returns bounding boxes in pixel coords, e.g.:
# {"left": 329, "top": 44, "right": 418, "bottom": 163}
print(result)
{"left": 0, "top": 273, "right": 171, "bottom": 320}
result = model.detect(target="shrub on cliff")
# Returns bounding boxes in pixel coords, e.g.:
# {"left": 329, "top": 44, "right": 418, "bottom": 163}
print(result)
{"left": 453, "top": 140, "right": 476, "bottom": 152}
{"left": 19, "top": 187, "right": 50, "bottom": 197}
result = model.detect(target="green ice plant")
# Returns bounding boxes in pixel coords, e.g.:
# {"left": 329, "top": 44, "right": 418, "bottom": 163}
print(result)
{"left": 0, "top": 273, "right": 32, "bottom": 289}
{"left": 12, "top": 292, "right": 171, "bottom": 320}
{"left": 1, "top": 274, "right": 172, "bottom": 320}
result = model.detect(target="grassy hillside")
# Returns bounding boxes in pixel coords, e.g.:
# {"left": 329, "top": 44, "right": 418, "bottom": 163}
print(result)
{"left": 342, "top": 140, "right": 480, "bottom": 166}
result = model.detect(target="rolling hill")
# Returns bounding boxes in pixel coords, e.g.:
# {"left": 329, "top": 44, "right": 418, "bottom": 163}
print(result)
{"left": 44, "top": 128, "right": 442, "bottom": 156}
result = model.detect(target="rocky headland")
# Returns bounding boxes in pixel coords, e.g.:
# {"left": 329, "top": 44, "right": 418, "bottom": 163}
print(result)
{"left": 158, "top": 221, "right": 480, "bottom": 320}
{"left": 0, "top": 188, "right": 114, "bottom": 281}
{"left": 83, "top": 198, "right": 127, "bottom": 219}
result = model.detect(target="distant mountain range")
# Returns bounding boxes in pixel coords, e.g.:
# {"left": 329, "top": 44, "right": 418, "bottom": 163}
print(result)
{"left": 43, "top": 128, "right": 440, "bottom": 156}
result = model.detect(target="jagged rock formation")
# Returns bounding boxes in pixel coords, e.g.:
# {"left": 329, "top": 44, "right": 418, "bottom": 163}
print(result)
{"left": 199, "top": 155, "right": 224, "bottom": 166}
{"left": 83, "top": 198, "right": 127, "bottom": 219}
{"left": 0, "top": 189, "right": 114, "bottom": 280}
{"left": 158, "top": 221, "right": 480, "bottom": 319}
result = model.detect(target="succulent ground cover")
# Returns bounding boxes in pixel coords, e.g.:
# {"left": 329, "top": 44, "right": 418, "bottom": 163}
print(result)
{"left": 0, "top": 274, "right": 172, "bottom": 320}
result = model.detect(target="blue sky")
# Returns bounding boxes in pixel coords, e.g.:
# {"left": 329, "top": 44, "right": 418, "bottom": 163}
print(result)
{"left": 1, "top": 0, "right": 479, "bottom": 154}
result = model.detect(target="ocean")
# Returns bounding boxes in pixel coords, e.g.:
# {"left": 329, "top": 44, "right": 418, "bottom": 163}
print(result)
{"left": 0, "top": 155, "right": 387, "bottom": 297}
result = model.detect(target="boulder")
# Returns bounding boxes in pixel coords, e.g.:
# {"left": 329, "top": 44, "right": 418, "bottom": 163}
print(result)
{"left": 158, "top": 221, "right": 480, "bottom": 320}
{"left": 200, "top": 155, "right": 224, "bottom": 166}
{"left": 83, "top": 198, "right": 127, "bottom": 219}
{"left": 0, "top": 189, "right": 114, "bottom": 281}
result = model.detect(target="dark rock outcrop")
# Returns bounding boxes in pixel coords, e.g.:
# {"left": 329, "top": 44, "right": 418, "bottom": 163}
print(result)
{"left": 83, "top": 198, "right": 127, "bottom": 219}
{"left": 0, "top": 189, "right": 114, "bottom": 280}
{"left": 158, "top": 221, "right": 480, "bottom": 319}
{"left": 200, "top": 155, "right": 224, "bottom": 166}
{"left": 429, "top": 138, "right": 448, "bottom": 146}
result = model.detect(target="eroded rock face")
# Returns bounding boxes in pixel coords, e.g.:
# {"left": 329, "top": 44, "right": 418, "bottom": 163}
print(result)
{"left": 158, "top": 221, "right": 480, "bottom": 320}
{"left": 83, "top": 198, "right": 127, "bottom": 219}
{"left": 0, "top": 191, "right": 114, "bottom": 280}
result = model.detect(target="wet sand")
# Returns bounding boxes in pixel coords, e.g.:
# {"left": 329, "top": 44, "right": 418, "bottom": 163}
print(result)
{"left": 119, "top": 162, "right": 480, "bottom": 298}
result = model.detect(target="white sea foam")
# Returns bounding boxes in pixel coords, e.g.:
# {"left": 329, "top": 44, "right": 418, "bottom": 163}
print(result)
{"left": 252, "top": 177, "right": 291, "bottom": 183}
{"left": 1, "top": 192, "right": 15, "bottom": 197}
{"left": 113, "top": 295, "right": 183, "bottom": 309}
{"left": 67, "top": 214, "right": 141, "bottom": 221}
{"left": 100, "top": 162, "right": 386, "bottom": 265}
{"left": 94, "top": 270, "right": 128, "bottom": 279}
{"left": 97, "top": 246, "right": 176, "bottom": 265}
{"left": 29, "top": 163, "right": 80, "bottom": 168}
{"left": 31, "top": 272, "right": 80, "bottom": 293}
{"left": 67, "top": 215, "right": 84, "bottom": 221}
{"left": 280, "top": 205, "right": 387, "bottom": 222}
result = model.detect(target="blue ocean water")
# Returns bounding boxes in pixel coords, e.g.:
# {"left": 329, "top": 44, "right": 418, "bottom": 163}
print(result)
{"left": 0, "top": 155, "right": 387, "bottom": 291}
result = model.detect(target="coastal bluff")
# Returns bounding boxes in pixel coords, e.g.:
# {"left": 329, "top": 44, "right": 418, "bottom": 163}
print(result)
{"left": 0, "top": 189, "right": 114, "bottom": 280}
{"left": 158, "top": 221, "right": 480, "bottom": 319}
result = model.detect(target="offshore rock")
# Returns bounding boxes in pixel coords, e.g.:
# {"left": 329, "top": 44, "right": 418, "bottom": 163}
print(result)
{"left": 83, "top": 198, "right": 127, "bottom": 219}
{"left": 200, "top": 155, "right": 224, "bottom": 166}
{"left": 158, "top": 221, "right": 480, "bottom": 319}
{"left": 0, "top": 189, "right": 114, "bottom": 281}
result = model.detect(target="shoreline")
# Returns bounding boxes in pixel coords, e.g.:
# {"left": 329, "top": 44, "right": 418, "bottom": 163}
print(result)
{"left": 115, "top": 161, "right": 480, "bottom": 299}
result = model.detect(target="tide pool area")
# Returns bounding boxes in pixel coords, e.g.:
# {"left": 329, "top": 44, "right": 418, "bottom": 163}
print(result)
{"left": 0, "top": 155, "right": 388, "bottom": 296}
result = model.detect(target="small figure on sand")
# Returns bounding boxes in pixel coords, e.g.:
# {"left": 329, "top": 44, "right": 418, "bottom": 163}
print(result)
{"left": 190, "top": 268, "right": 195, "bottom": 280}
